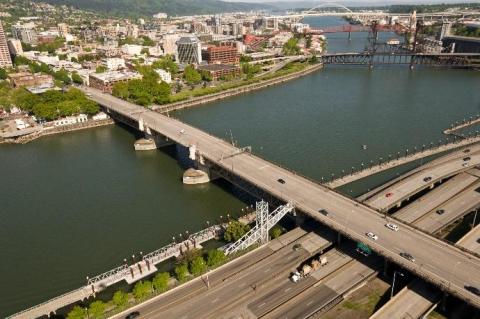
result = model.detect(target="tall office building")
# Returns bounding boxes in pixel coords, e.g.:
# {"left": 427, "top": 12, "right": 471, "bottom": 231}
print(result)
{"left": 0, "top": 21, "right": 13, "bottom": 68}
{"left": 176, "top": 36, "right": 202, "bottom": 65}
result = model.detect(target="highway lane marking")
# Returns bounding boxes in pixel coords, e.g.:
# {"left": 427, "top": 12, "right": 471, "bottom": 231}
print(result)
{"left": 306, "top": 300, "right": 314, "bottom": 306}
{"left": 285, "top": 287, "right": 292, "bottom": 292}
{"left": 258, "top": 302, "right": 266, "bottom": 308}
{"left": 239, "top": 283, "right": 246, "bottom": 288}
{"left": 259, "top": 165, "right": 269, "bottom": 170}
{"left": 212, "top": 297, "right": 219, "bottom": 304}
{"left": 264, "top": 267, "right": 271, "bottom": 273}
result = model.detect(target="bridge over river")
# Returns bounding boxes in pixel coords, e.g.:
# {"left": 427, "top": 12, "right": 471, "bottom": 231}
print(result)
{"left": 79, "top": 88, "right": 480, "bottom": 309}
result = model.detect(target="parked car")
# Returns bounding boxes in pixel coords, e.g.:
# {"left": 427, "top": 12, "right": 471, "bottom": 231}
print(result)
{"left": 463, "top": 157, "right": 471, "bottom": 161}
{"left": 366, "top": 232, "right": 378, "bottom": 241}
{"left": 385, "top": 223, "right": 399, "bottom": 231}
{"left": 385, "top": 192, "right": 393, "bottom": 198}
{"left": 400, "top": 252, "right": 415, "bottom": 262}
{"left": 463, "top": 149, "right": 470, "bottom": 153}
{"left": 126, "top": 311, "right": 140, "bottom": 319}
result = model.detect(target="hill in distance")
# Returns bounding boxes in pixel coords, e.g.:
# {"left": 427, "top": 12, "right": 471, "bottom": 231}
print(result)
{"left": 33, "top": 0, "right": 273, "bottom": 17}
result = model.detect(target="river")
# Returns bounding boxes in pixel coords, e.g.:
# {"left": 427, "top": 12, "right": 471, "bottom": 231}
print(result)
{"left": 0, "top": 17, "right": 479, "bottom": 317}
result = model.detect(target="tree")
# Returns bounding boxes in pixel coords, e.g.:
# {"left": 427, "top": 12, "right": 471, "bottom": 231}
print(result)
{"left": 306, "top": 36, "right": 312, "bottom": 49}
{"left": 96, "top": 65, "right": 107, "bottom": 73}
{"left": 183, "top": 65, "right": 201, "bottom": 85}
{"left": 189, "top": 256, "right": 207, "bottom": 276}
{"left": 112, "top": 290, "right": 128, "bottom": 308}
{"left": 133, "top": 280, "right": 153, "bottom": 300}
{"left": 141, "top": 36, "right": 155, "bottom": 46}
{"left": 200, "top": 70, "right": 212, "bottom": 82}
{"left": 224, "top": 221, "right": 251, "bottom": 242}
{"left": 88, "top": 300, "right": 106, "bottom": 319}
{"left": 283, "top": 38, "right": 300, "bottom": 56}
{"left": 270, "top": 225, "right": 284, "bottom": 239}
{"left": 0, "top": 68, "right": 7, "bottom": 80}
{"left": 152, "top": 56, "right": 178, "bottom": 74}
{"left": 174, "top": 263, "right": 189, "bottom": 282}
{"left": 152, "top": 272, "right": 170, "bottom": 292}
{"left": 14, "top": 55, "right": 31, "bottom": 66}
{"left": 71, "top": 72, "right": 83, "bottom": 84}
{"left": 112, "top": 81, "right": 129, "bottom": 99}
{"left": 206, "top": 249, "right": 226, "bottom": 267}
{"left": 67, "top": 305, "right": 86, "bottom": 319}
{"left": 53, "top": 68, "right": 72, "bottom": 85}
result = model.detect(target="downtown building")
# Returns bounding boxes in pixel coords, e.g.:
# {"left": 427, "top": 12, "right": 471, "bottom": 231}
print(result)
{"left": 12, "top": 22, "right": 37, "bottom": 44}
{"left": 0, "top": 21, "right": 12, "bottom": 68}
{"left": 176, "top": 36, "right": 202, "bottom": 65}
{"left": 203, "top": 43, "right": 239, "bottom": 65}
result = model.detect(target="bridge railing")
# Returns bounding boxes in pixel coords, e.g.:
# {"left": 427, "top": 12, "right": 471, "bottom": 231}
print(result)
{"left": 87, "top": 264, "right": 129, "bottom": 287}
{"left": 6, "top": 287, "right": 88, "bottom": 319}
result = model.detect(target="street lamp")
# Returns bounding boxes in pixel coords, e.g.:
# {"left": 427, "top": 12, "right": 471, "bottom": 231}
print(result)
{"left": 391, "top": 271, "right": 404, "bottom": 298}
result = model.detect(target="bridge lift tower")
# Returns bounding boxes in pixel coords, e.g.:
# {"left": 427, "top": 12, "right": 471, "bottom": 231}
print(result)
{"left": 224, "top": 201, "right": 294, "bottom": 255}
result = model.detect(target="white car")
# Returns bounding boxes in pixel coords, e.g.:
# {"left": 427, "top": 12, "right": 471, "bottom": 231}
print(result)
{"left": 366, "top": 232, "right": 378, "bottom": 241}
{"left": 385, "top": 223, "right": 399, "bottom": 231}
{"left": 180, "top": 129, "right": 186, "bottom": 134}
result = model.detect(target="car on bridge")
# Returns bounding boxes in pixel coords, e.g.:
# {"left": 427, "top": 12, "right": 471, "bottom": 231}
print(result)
{"left": 465, "top": 285, "right": 480, "bottom": 296}
{"left": 366, "top": 232, "right": 378, "bottom": 241}
{"left": 423, "top": 176, "right": 432, "bottom": 182}
{"left": 126, "top": 311, "right": 140, "bottom": 319}
{"left": 463, "top": 157, "right": 471, "bottom": 161}
{"left": 400, "top": 252, "right": 415, "bottom": 262}
{"left": 385, "top": 223, "right": 399, "bottom": 231}
{"left": 277, "top": 178, "right": 286, "bottom": 184}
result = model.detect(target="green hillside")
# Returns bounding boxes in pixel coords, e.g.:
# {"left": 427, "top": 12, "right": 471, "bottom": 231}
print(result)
{"left": 33, "top": 0, "right": 272, "bottom": 17}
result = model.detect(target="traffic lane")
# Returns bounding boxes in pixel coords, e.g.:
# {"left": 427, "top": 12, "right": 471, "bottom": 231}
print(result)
{"left": 264, "top": 284, "right": 338, "bottom": 319}
{"left": 458, "top": 224, "right": 480, "bottom": 254}
{"left": 394, "top": 173, "right": 478, "bottom": 223}
{"left": 366, "top": 156, "right": 480, "bottom": 210}
{"left": 155, "top": 246, "right": 311, "bottom": 318}
{"left": 371, "top": 279, "right": 440, "bottom": 319}
{"left": 109, "top": 245, "right": 279, "bottom": 319}
{"left": 416, "top": 184, "right": 480, "bottom": 233}
{"left": 359, "top": 144, "right": 480, "bottom": 201}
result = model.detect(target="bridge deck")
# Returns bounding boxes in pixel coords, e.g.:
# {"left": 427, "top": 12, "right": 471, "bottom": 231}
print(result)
{"left": 364, "top": 151, "right": 480, "bottom": 211}
{"left": 82, "top": 87, "right": 480, "bottom": 308}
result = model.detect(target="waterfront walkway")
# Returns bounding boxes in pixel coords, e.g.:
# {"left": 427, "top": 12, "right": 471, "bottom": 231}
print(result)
{"left": 80, "top": 88, "right": 480, "bottom": 308}
{"left": 327, "top": 137, "right": 480, "bottom": 188}
{"left": 8, "top": 226, "right": 221, "bottom": 319}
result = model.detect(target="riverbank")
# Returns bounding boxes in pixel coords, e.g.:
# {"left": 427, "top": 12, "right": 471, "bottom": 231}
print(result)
{"left": 153, "top": 62, "right": 324, "bottom": 113}
{"left": 0, "top": 118, "right": 114, "bottom": 145}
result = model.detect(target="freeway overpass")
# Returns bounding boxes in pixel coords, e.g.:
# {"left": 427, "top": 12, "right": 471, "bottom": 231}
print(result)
{"left": 81, "top": 87, "right": 480, "bottom": 308}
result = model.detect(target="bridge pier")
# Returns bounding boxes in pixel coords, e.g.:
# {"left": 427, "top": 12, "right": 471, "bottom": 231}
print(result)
{"left": 183, "top": 145, "right": 219, "bottom": 185}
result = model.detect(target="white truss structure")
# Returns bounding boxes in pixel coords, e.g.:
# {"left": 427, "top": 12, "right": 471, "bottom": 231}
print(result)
{"left": 224, "top": 201, "right": 294, "bottom": 255}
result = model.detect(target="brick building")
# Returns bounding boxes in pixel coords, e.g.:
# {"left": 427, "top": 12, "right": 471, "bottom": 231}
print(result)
{"left": 8, "top": 72, "right": 53, "bottom": 87}
{"left": 203, "top": 44, "right": 239, "bottom": 64}
{"left": 198, "top": 64, "right": 240, "bottom": 81}
{"left": 89, "top": 71, "right": 141, "bottom": 93}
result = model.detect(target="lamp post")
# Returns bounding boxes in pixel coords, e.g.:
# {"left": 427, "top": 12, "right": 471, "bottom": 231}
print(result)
{"left": 391, "top": 271, "right": 404, "bottom": 298}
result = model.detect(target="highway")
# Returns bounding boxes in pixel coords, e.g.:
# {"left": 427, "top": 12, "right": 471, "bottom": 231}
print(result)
{"left": 364, "top": 151, "right": 480, "bottom": 211}
{"left": 458, "top": 224, "right": 480, "bottom": 254}
{"left": 358, "top": 144, "right": 480, "bottom": 202}
{"left": 369, "top": 278, "right": 440, "bottom": 319}
{"left": 85, "top": 87, "right": 480, "bottom": 308}
{"left": 112, "top": 229, "right": 330, "bottom": 319}
{"left": 393, "top": 172, "right": 479, "bottom": 223}
{"left": 415, "top": 180, "right": 480, "bottom": 233}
